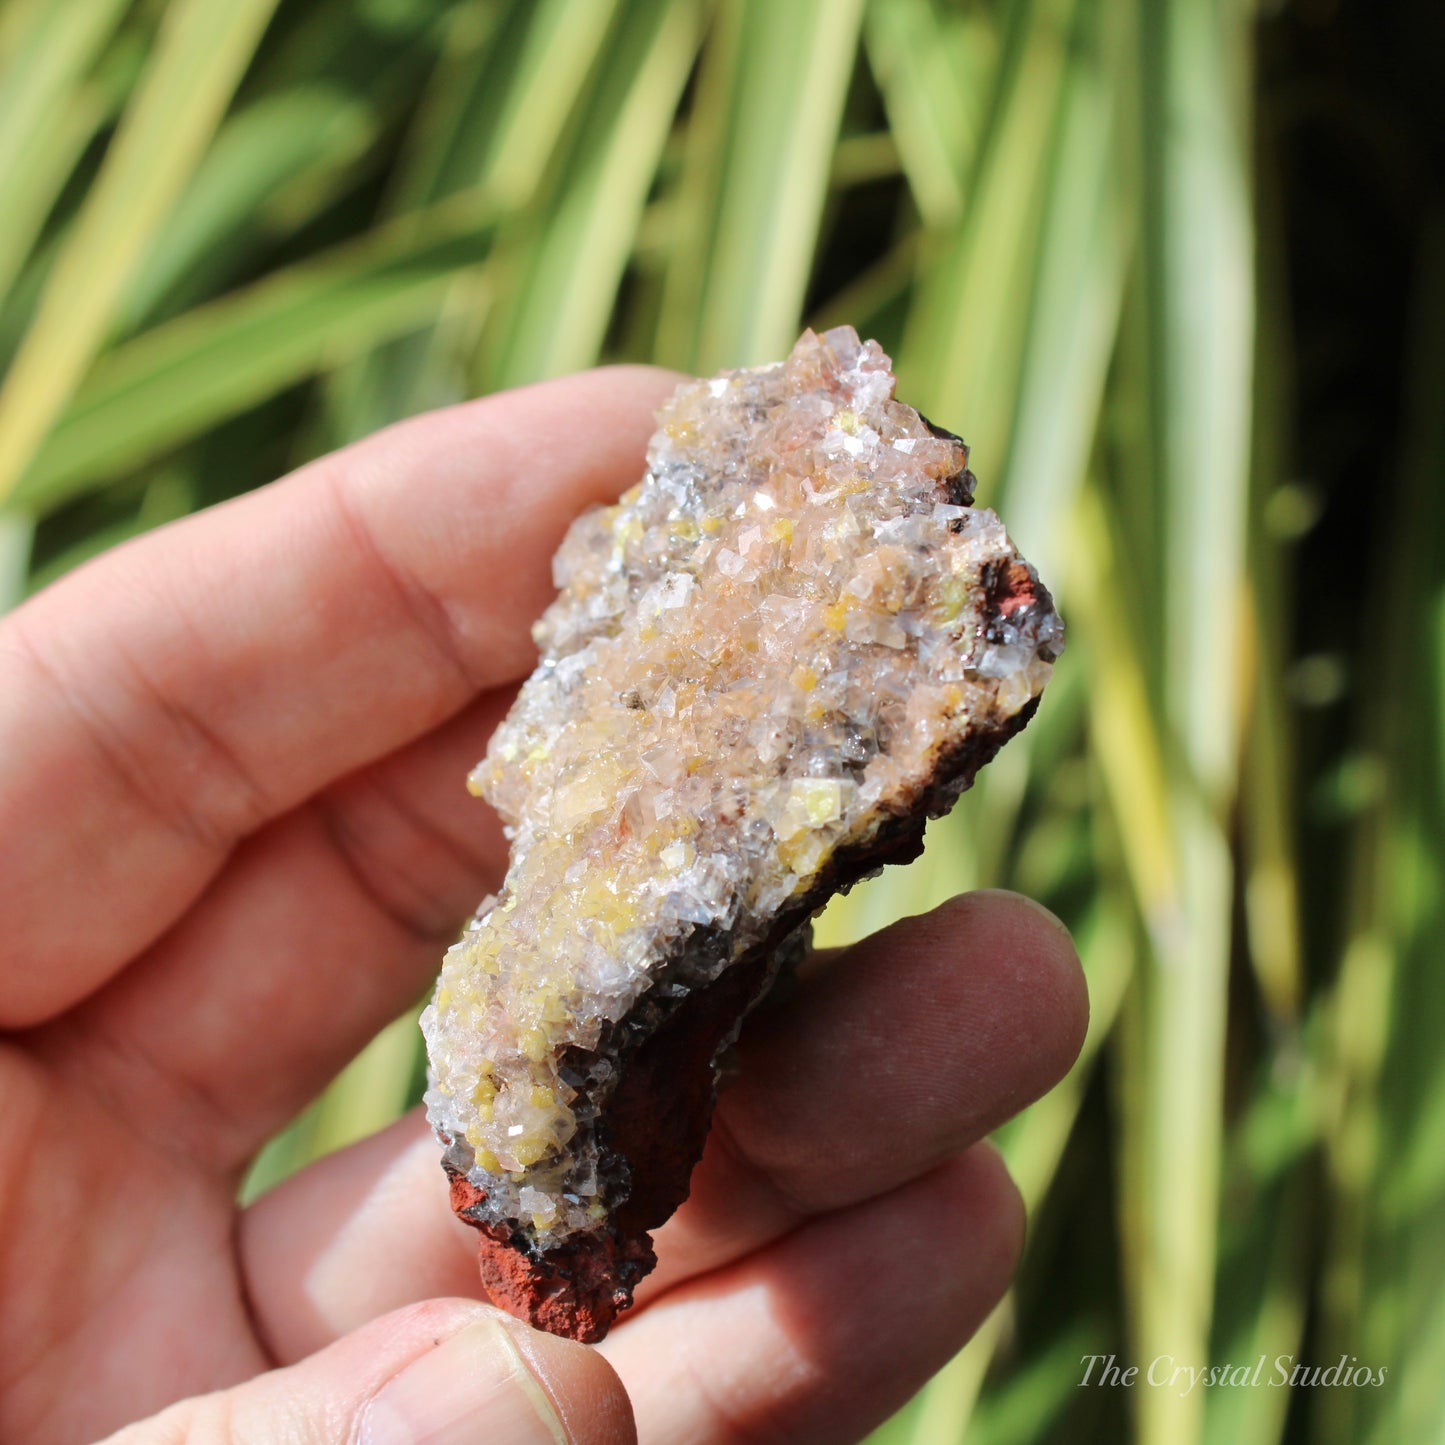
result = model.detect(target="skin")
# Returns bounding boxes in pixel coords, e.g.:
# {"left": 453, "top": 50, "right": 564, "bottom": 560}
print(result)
{"left": 0, "top": 368, "right": 1088, "bottom": 1445}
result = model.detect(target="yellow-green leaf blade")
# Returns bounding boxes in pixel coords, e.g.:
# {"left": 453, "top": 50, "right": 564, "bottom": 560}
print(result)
{"left": 0, "top": 0, "right": 282, "bottom": 502}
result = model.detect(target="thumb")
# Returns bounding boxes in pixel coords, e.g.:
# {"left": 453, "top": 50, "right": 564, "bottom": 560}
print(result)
{"left": 98, "top": 1298, "right": 635, "bottom": 1445}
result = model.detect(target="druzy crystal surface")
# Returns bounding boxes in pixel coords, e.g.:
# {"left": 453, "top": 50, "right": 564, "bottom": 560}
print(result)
{"left": 422, "top": 326, "right": 1062, "bottom": 1337}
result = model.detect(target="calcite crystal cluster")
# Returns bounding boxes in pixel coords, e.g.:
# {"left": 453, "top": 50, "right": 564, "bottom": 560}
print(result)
{"left": 422, "top": 326, "right": 1062, "bottom": 1340}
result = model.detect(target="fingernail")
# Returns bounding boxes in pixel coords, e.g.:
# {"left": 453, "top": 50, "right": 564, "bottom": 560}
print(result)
{"left": 363, "top": 1314, "right": 569, "bottom": 1445}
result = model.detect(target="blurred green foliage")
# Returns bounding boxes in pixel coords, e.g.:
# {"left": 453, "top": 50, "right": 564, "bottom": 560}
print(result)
{"left": 1, "top": 1, "right": 1441, "bottom": 1441}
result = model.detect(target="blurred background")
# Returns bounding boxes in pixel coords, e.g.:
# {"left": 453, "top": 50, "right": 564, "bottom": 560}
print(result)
{"left": 0, "top": 0, "right": 1440, "bottom": 1441}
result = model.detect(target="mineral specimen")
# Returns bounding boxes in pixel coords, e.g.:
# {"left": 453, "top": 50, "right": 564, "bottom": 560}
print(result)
{"left": 421, "top": 326, "right": 1062, "bottom": 1341}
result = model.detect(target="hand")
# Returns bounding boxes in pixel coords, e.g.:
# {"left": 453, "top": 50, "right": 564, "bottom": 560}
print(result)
{"left": 0, "top": 370, "right": 1087, "bottom": 1445}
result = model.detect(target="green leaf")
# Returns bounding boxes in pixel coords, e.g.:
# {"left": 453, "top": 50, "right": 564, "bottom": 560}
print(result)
{"left": 1117, "top": 5, "right": 1256, "bottom": 1441}
{"left": 9, "top": 198, "right": 496, "bottom": 513}
{"left": 0, "top": 0, "right": 132, "bottom": 305}
{"left": 862, "top": 0, "right": 997, "bottom": 229}
{"left": 654, "top": 0, "right": 867, "bottom": 373}
{"left": 0, "top": 0, "right": 282, "bottom": 504}
{"left": 325, "top": 0, "right": 626, "bottom": 442}
{"left": 1238, "top": 143, "right": 1304, "bottom": 1027}
{"left": 0, "top": 513, "right": 33, "bottom": 613}
{"left": 478, "top": 0, "right": 704, "bottom": 389}
{"left": 115, "top": 84, "right": 378, "bottom": 331}
{"left": 24, "top": 469, "right": 193, "bottom": 595}
{"left": 0, "top": 0, "right": 130, "bottom": 195}
{"left": 308, "top": 1006, "right": 426, "bottom": 1158}
{"left": 989, "top": 0, "right": 1132, "bottom": 571}
{"left": 898, "top": 0, "right": 1078, "bottom": 467}
{"left": 396, "top": 0, "right": 625, "bottom": 216}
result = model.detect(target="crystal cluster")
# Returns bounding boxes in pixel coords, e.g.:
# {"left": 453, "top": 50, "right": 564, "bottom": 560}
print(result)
{"left": 422, "top": 326, "right": 1062, "bottom": 1338}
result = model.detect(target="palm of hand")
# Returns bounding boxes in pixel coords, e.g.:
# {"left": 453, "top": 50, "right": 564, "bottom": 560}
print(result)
{"left": 0, "top": 370, "right": 1085, "bottom": 1445}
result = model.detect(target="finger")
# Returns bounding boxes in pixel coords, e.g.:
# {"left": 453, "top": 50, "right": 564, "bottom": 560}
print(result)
{"left": 600, "top": 1146, "right": 1022, "bottom": 1445}
{"left": 96, "top": 1299, "right": 634, "bottom": 1445}
{"left": 1, "top": 365, "right": 682, "bottom": 1026}
{"left": 242, "top": 1115, "right": 479, "bottom": 1362}
{"left": 41, "top": 686, "right": 514, "bottom": 1168}
{"left": 239, "top": 892, "right": 1084, "bottom": 1358}
{"left": 649, "top": 888, "right": 1085, "bottom": 1291}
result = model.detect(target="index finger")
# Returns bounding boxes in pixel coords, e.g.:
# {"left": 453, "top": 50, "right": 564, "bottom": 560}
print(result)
{"left": 0, "top": 366, "right": 682, "bottom": 1026}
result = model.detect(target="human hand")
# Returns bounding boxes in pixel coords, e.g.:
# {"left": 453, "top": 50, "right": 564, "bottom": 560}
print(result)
{"left": 0, "top": 369, "right": 1087, "bottom": 1445}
